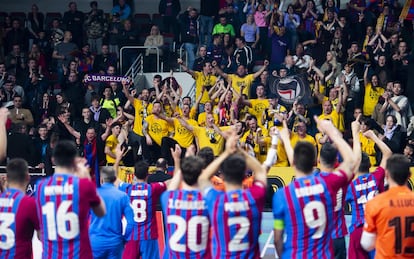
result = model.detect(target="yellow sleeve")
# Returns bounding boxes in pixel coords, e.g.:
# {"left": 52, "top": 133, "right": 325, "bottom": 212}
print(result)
{"left": 274, "top": 219, "right": 285, "bottom": 230}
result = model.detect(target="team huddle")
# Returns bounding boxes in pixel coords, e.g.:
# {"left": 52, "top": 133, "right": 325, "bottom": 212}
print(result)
{"left": 1, "top": 116, "right": 414, "bottom": 259}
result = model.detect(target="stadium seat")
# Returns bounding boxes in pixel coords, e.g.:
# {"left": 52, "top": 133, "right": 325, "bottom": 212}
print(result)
{"left": 133, "top": 13, "right": 151, "bottom": 25}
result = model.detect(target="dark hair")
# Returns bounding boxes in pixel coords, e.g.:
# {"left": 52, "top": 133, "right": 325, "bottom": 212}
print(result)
{"left": 134, "top": 161, "right": 149, "bottom": 179}
{"left": 183, "top": 96, "right": 192, "bottom": 102}
{"left": 52, "top": 140, "right": 78, "bottom": 168}
{"left": 320, "top": 143, "right": 337, "bottom": 168}
{"left": 386, "top": 115, "right": 397, "bottom": 124}
{"left": 197, "top": 147, "right": 215, "bottom": 168}
{"left": 181, "top": 156, "right": 205, "bottom": 185}
{"left": 359, "top": 152, "right": 371, "bottom": 172}
{"left": 294, "top": 142, "right": 316, "bottom": 173}
{"left": 110, "top": 122, "right": 121, "bottom": 129}
{"left": 386, "top": 154, "right": 411, "bottom": 185}
{"left": 100, "top": 166, "right": 117, "bottom": 183}
{"left": 6, "top": 158, "right": 28, "bottom": 184}
{"left": 90, "top": 1, "right": 98, "bottom": 8}
{"left": 220, "top": 154, "right": 246, "bottom": 185}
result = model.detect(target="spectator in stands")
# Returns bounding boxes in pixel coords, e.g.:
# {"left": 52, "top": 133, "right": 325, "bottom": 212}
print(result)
{"left": 5, "top": 44, "right": 27, "bottom": 85}
{"left": 32, "top": 123, "right": 49, "bottom": 169}
{"left": 381, "top": 81, "right": 412, "bottom": 132}
{"left": 391, "top": 41, "right": 411, "bottom": 88}
{"left": 90, "top": 95, "right": 111, "bottom": 128}
{"left": 192, "top": 45, "right": 211, "bottom": 71}
{"left": 199, "top": 0, "right": 219, "bottom": 45}
{"left": 147, "top": 158, "right": 172, "bottom": 183}
{"left": 24, "top": 68, "right": 48, "bottom": 111}
{"left": 250, "top": 69, "right": 269, "bottom": 98}
{"left": 8, "top": 95, "right": 34, "bottom": 127}
{"left": 63, "top": 1, "right": 85, "bottom": 48}
{"left": 142, "top": 101, "right": 170, "bottom": 165}
{"left": 347, "top": 42, "right": 366, "bottom": 80}
{"left": 320, "top": 50, "right": 342, "bottom": 87}
{"left": 284, "top": 4, "right": 300, "bottom": 53}
{"left": 1, "top": 79, "right": 25, "bottom": 105}
{"left": 213, "top": 15, "right": 236, "bottom": 37}
{"left": 77, "top": 43, "right": 94, "bottom": 74}
{"left": 158, "top": 0, "right": 181, "bottom": 43}
{"left": 35, "top": 92, "right": 56, "bottom": 126}
{"left": 61, "top": 71, "right": 85, "bottom": 119}
{"left": 54, "top": 92, "right": 72, "bottom": 116}
{"left": 207, "top": 34, "right": 224, "bottom": 67}
{"left": 379, "top": 114, "right": 404, "bottom": 154}
{"left": 85, "top": 1, "right": 107, "bottom": 54}
{"left": 301, "top": 0, "right": 318, "bottom": 40}
{"left": 27, "top": 4, "right": 45, "bottom": 49}
{"left": 105, "top": 122, "right": 122, "bottom": 166}
{"left": 100, "top": 85, "right": 120, "bottom": 119}
{"left": 4, "top": 18, "right": 28, "bottom": 53}
{"left": 47, "top": 18, "right": 64, "bottom": 47}
{"left": 179, "top": 7, "right": 199, "bottom": 70}
{"left": 330, "top": 27, "right": 348, "bottom": 64}
{"left": 117, "top": 19, "right": 138, "bottom": 74}
{"left": 269, "top": 23, "right": 288, "bottom": 70}
{"left": 144, "top": 25, "right": 164, "bottom": 72}
{"left": 28, "top": 44, "right": 47, "bottom": 75}
{"left": 336, "top": 62, "right": 360, "bottom": 127}
{"left": 234, "top": 36, "right": 253, "bottom": 71}
{"left": 93, "top": 44, "right": 117, "bottom": 74}
{"left": 0, "top": 63, "right": 6, "bottom": 88}
{"left": 108, "top": 13, "right": 122, "bottom": 57}
{"left": 52, "top": 31, "right": 78, "bottom": 83}
{"left": 293, "top": 43, "right": 311, "bottom": 71}
{"left": 112, "top": 0, "right": 131, "bottom": 21}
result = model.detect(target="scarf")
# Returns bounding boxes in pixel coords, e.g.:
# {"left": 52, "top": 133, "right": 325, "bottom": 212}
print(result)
{"left": 84, "top": 138, "right": 100, "bottom": 187}
{"left": 383, "top": 125, "right": 397, "bottom": 140}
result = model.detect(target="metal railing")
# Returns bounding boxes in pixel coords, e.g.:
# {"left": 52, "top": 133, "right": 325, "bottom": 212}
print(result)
{"left": 120, "top": 46, "right": 161, "bottom": 78}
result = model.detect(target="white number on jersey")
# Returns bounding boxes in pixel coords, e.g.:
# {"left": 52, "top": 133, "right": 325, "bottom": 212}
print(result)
{"left": 303, "top": 201, "right": 327, "bottom": 239}
{"left": 334, "top": 188, "right": 343, "bottom": 212}
{"left": 131, "top": 200, "right": 147, "bottom": 223}
{"left": 0, "top": 212, "right": 15, "bottom": 250}
{"left": 42, "top": 201, "right": 80, "bottom": 240}
{"left": 167, "top": 215, "right": 209, "bottom": 252}
{"left": 228, "top": 216, "right": 250, "bottom": 252}
{"left": 356, "top": 190, "right": 377, "bottom": 207}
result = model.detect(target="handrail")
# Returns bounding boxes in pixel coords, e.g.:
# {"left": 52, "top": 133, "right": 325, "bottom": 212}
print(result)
{"left": 120, "top": 46, "right": 161, "bottom": 75}
{"left": 178, "top": 45, "right": 188, "bottom": 72}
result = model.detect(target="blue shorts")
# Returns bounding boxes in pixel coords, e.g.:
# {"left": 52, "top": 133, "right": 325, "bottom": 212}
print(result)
{"left": 122, "top": 239, "right": 160, "bottom": 259}
{"left": 92, "top": 242, "right": 124, "bottom": 259}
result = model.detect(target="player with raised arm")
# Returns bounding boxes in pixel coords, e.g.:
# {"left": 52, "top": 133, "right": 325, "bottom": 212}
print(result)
{"left": 114, "top": 145, "right": 181, "bottom": 259}
{"left": 198, "top": 129, "right": 268, "bottom": 258}
{"left": 0, "top": 158, "right": 39, "bottom": 259}
{"left": 361, "top": 154, "right": 414, "bottom": 258}
{"left": 160, "top": 145, "right": 212, "bottom": 258}
{"left": 35, "top": 140, "right": 106, "bottom": 258}
{"left": 273, "top": 117, "right": 356, "bottom": 259}
{"left": 346, "top": 125, "right": 392, "bottom": 259}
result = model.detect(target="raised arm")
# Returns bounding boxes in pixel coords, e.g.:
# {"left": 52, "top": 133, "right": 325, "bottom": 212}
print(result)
{"left": 253, "top": 60, "right": 269, "bottom": 79}
{"left": 363, "top": 130, "right": 392, "bottom": 168}
{"left": 279, "top": 120, "right": 294, "bottom": 166}
{"left": 122, "top": 80, "right": 135, "bottom": 105}
{"left": 178, "top": 58, "right": 195, "bottom": 77}
{"left": 314, "top": 116, "right": 355, "bottom": 180}
{"left": 57, "top": 114, "right": 81, "bottom": 140}
{"left": 166, "top": 144, "right": 183, "bottom": 190}
{"left": 351, "top": 115, "right": 362, "bottom": 172}
{"left": 212, "top": 60, "right": 229, "bottom": 80}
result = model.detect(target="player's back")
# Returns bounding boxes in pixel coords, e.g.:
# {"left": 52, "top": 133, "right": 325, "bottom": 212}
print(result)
{"left": 120, "top": 181, "right": 166, "bottom": 240}
{"left": 35, "top": 174, "right": 101, "bottom": 259}
{"left": 364, "top": 186, "right": 414, "bottom": 258}
{"left": 274, "top": 174, "right": 342, "bottom": 259}
{"left": 161, "top": 189, "right": 211, "bottom": 259}
{"left": 205, "top": 182, "right": 266, "bottom": 259}
{"left": 0, "top": 188, "right": 38, "bottom": 259}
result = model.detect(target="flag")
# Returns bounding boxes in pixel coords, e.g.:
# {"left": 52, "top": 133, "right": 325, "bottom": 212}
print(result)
{"left": 400, "top": 0, "right": 414, "bottom": 21}
{"left": 269, "top": 73, "right": 313, "bottom": 106}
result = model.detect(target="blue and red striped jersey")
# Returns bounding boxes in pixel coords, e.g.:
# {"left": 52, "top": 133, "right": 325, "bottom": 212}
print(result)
{"left": 35, "top": 174, "right": 101, "bottom": 259}
{"left": 203, "top": 181, "right": 266, "bottom": 259}
{"left": 273, "top": 170, "right": 349, "bottom": 259}
{"left": 0, "top": 188, "right": 38, "bottom": 259}
{"left": 119, "top": 181, "right": 166, "bottom": 240}
{"left": 161, "top": 190, "right": 211, "bottom": 259}
{"left": 345, "top": 166, "right": 385, "bottom": 233}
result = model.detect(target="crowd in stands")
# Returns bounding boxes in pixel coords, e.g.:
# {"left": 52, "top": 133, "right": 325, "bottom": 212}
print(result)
{"left": 0, "top": 0, "right": 413, "bottom": 177}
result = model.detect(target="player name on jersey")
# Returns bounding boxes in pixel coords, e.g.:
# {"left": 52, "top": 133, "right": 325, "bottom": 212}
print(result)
{"left": 44, "top": 183, "right": 74, "bottom": 195}
{"left": 224, "top": 201, "right": 250, "bottom": 212}
{"left": 130, "top": 189, "right": 148, "bottom": 196}
{"left": 355, "top": 180, "right": 376, "bottom": 191}
{"left": 168, "top": 199, "right": 206, "bottom": 210}
{"left": 295, "top": 183, "right": 324, "bottom": 198}
{"left": 389, "top": 198, "right": 414, "bottom": 207}
{"left": 0, "top": 197, "right": 14, "bottom": 207}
